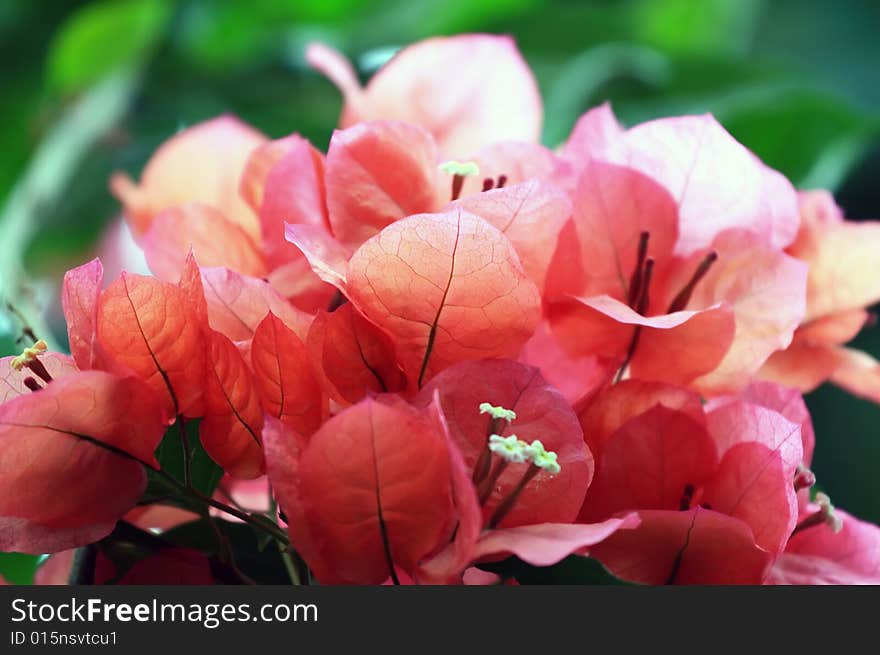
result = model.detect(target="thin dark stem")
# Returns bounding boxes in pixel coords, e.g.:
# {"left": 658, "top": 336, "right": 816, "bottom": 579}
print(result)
{"left": 178, "top": 415, "right": 192, "bottom": 488}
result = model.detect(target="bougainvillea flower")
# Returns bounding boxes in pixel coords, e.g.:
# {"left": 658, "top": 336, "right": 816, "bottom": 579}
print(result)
{"left": 265, "top": 381, "right": 634, "bottom": 585}
{"left": 111, "top": 115, "right": 266, "bottom": 239}
{"left": 415, "top": 359, "right": 593, "bottom": 528}
{"left": 306, "top": 34, "right": 542, "bottom": 157}
{"left": 111, "top": 117, "right": 334, "bottom": 312}
{"left": 264, "top": 398, "right": 457, "bottom": 584}
{"left": 579, "top": 381, "right": 804, "bottom": 583}
{"left": 344, "top": 209, "right": 541, "bottom": 387}
{"left": 251, "top": 312, "right": 326, "bottom": 436}
{"left": 760, "top": 190, "right": 880, "bottom": 402}
{"left": 413, "top": 387, "right": 635, "bottom": 584}
{"left": 546, "top": 157, "right": 807, "bottom": 394}
{"left": 768, "top": 502, "right": 880, "bottom": 584}
{"left": 306, "top": 303, "right": 407, "bottom": 405}
{"left": 0, "top": 364, "right": 168, "bottom": 553}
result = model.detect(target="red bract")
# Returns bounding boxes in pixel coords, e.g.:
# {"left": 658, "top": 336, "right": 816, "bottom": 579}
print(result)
{"left": 200, "top": 329, "right": 265, "bottom": 479}
{"left": 325, "top": 120, "right": 442, "bottom": 248}
{"left": 199, "top": 267, "right": 312, "bottom": 344}
{"left": 251, "top": 312, "right": 326, "bottom": 436}
{"left": 345, "top": 210, "right": 541, "bottom": 387}
{"left": 306, "top": 34, "right": 542, "bottom": 157}
{"left": 306, "top": 304, "right": 407, "bottom": 405}
{"left": 264, "top": 399, "right": 456, "bottom": 584}
{"left": 579, "top": 382, "right": 804, "bottom": 583}
{"left": 546, "top": 156, "right": 806, "bottom": 393}
{"left": 0, "top": 371, "right": 167, "bottom": 553}
{"left": 96, "top": 270, "right": 206, "bottom": 417}
{"left": 415, "top": 359, "right": 593, "bottom": 527}
{"left": 760, "top": 190, "right": 880, "bottom": 402}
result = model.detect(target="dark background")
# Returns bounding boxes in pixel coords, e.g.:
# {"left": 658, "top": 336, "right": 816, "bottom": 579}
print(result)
{"left": 0, "top": 0, "right": 877, "bottom": 583}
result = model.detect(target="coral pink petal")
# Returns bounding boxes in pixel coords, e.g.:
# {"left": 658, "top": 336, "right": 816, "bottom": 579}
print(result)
{"left": 295, "top": 398, "right": 455, "bottom": 584}
{"left": 0, "top": 372, "right": 168, "bottom": 553}
{"left": 581, "top": 405, "right": 717, "bottom": 520}
{"left": 690, "top": 229, "right": 807, "bottom": 394}
{"left": 306, "top": 305, "right": 407, "bottom": 406}
{"left": 346, "top": 210, "right": 541, "bottom": 387}
{"left": 576, "top": 380, "right": 704, "bottom": 460}
{"left": 325, "top": 120, "right": 441, "bottom": 248}
{"left": 251, "top": 312, "right": 326, "bottom": 436}
{"left": 451, "top": 179, "right": 572, "bottom": 289}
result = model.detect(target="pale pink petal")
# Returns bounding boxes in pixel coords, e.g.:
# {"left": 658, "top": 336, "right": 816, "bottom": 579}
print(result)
{"left": 561, "top": 102, "right": 624, "bottom": 165}
{"left": 769, "top": 510, "right": 880, "bottom": 585}
{"left": 788, "top": 190, "right": 880, "bottom": 321}
{"left": 110, "top": 115, "right": 265, "bottom": 238}
{"left": 470, "top": 516, "right": 639, "bottom": 568}
{"left": 690, "top": 229, "right": 808, "bottom": 394}
{"left": 597, "top": 114, "right": 800, "bottom": 253}
{"left": 284, "top": 223, "right": 350, "bottom": 291}
{"left": 315, "top": 35, "right": 542, "bottom": 157}
{"left": 200, "top": 267, "right": 312, "bottom": 342}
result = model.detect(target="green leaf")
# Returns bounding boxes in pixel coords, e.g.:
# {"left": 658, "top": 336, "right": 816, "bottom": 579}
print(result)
{"left": 630, "top": 0, "right": 764, "bottom": 57}
{"left": 0, "top": 552, "right": 41, "bottom": 585}
{"left": 150, "top": 417, "right": 224, "bottom": 501}
{"left": 719, "top": 89, "right": 879, "bottom": 190}
{"left": 47, "top": 0, "right": 171, "bottom": 93}
{"left": 163, "top": 518, "right": 290, "bottom": 584}
{"left": 478, "top": 555, "right": 635, "bottom": 585}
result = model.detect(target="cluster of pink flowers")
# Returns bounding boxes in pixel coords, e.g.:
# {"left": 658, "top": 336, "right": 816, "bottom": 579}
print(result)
{"left": 2, "top": 34, "right": 879, "bottom": 585}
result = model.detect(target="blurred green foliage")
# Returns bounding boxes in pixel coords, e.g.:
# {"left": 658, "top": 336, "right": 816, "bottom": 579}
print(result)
{"left": 0, "top": 0, "right": 878, "bottom": 583}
